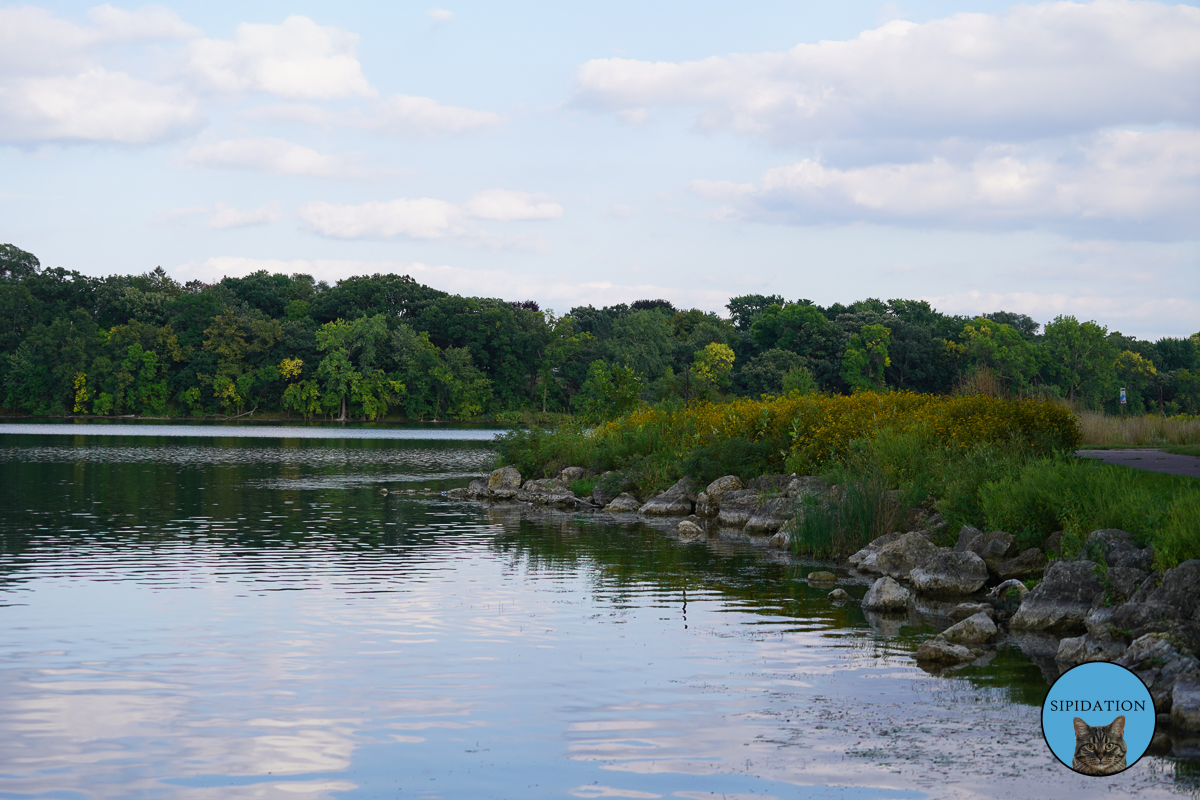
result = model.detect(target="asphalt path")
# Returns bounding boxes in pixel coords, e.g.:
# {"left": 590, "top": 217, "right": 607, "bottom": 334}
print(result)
{"left": 1076, "top": 448, "right": 1200, "bottom": 478}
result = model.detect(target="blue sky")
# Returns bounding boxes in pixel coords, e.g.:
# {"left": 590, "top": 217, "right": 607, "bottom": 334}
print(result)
{"left": 2, "top": 0, "right": 1198, "bottom": 338}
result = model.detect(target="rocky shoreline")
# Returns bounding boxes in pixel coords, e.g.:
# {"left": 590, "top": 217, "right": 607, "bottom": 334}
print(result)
{"left": 449, "top": 464, "right": 1200, "bottom": 754}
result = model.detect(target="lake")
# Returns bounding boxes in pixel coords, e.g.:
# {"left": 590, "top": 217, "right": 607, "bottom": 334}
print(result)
{"left": 0, "top": 422, "right": 1195, "bottom": 799}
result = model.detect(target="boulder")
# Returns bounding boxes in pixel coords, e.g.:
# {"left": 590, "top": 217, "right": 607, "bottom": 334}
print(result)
{"left": 467, "top": 478, "right": 491, "bottom": 498}
{"left": 995, "top": 548, "right": 1047, "bottom": 581}
{"left": 444, "top": 487, "right": 469, "bottom": 499}
{"left": 1110, "top": 560, "right": 1200, "bottom": 655}
{"left": 910, "top": 549, "right": 988, "bottom": 596}
{"left": 705, "top": 475, "right": 743, "bottom": 502}
{"left": 872, "top": 532, "right": 940, "bottom": 580}
{"left": 954, "top": 525, "right": 984, "bottom": 552}
{"left": 746, "top": 474, "right": 792, "bottom": 492}
{"left": 639, "top": 477, "right": 699, "bottom": 516}
{"left": 828, "top": 588, "right": 850, "bottom": 602}
{"left": 488, "top": 466, "right": 522, "bottom": 490}
{"left": 695, "top": 492, "right": 714, "bottom": 518}
{"left": 676, "top": 519, "right": 704, "bottom": 541}
{"left": 592, "top": 485, "right": 619, "bottom": 507}
{"left": 916, "top": 638, "right": 975, "bottom": 664}
{"left": 964, "top": 530, "right": 1017, "bottom": 572}
{"left": 1173, "top": 678, "right": 1200, "bottom": 733}
{"left": 1116, "top": 633, "right": 1200, "bottom": 713}
{"left": 808, "top": 571, "right": 837, "bottom": 582}
{"left": 715, "top": 489, "right": 762, "bottom": 528}
{"left": 940, "top": 612, "right": 998, "bottom": 646}
{"left": 950, "top": 602, "right": 995, "bottom": 622}
{"left": 744, "top": 497, "right": 793, "bottom": 534}
{"left": 558, "top": 466, "right": 586, "bottom": 484}
{"left": 1106, "top": 566, "right": 1149, "bottom": 603}
{"left": 862, "top": 576, "right": 910, "bottom": 612}
{"left": 604, "top": 493, "right": 641, "bottom": 513}
{"left": 784, "top": 476, "right": 829, "bottom": 499}
{"left": 1056, "top": 634, "right": 1128, "bottom": 667}
{"left": 849, "top": 532, "right": 903, "bottom": 569}
{"left": 768, "top": 531, "right": 790, "bottom": 549}
{"left": 1009, "top": 559, "right": 1105, "bottom": 634}
{"left": 1087, "top": 528, "right": 1139, "bottom": 565}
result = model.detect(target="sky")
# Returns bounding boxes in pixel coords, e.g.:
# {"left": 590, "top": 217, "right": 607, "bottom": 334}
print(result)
{"left": 2, "top": 0, "right": 1198, "bottom": 339}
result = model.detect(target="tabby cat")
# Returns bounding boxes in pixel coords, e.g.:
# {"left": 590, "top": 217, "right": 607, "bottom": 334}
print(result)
{"left": 1071, "top": 715, "right": 1127, "bottom": 775}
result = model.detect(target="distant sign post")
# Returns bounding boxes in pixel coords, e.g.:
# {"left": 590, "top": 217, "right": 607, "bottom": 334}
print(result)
{"left": 1120, "top": 387, "right": 1127, "bottom": 416}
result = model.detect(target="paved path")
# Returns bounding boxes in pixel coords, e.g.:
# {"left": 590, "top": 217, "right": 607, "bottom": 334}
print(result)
{"left": 1076, "top": 448, "right": 1200, "bottom": 478}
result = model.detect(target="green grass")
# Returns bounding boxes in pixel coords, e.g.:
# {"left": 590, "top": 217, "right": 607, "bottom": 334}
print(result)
{"left": 1166, "top": 445, "right": 1200, "bottom": 458}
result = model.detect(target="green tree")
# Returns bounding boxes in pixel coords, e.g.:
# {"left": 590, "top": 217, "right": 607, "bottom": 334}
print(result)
{"left": 840, "top": 324, "right": 891, "bottom": 391}
{"left": 575, "top": 360, "right": 643, "bottom": 420}
{"left": 1115, "top": 350, "right": 1157, "bottom": 413}
{"left": 957, "top": 318, "right": 1039, "bottom": 391}
{"left": 0, "top": 244, "right": 41, "bottom": 281}
{"left": 1041, "top": 315, "right": 1117, "bottom": 406}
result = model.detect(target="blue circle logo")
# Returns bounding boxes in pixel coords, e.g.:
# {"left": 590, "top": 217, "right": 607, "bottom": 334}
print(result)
{"left": 1042, "top": 661, "right": 1154, "bottom": 775}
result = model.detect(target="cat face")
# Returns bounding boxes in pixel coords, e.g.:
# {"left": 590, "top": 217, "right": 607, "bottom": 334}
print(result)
{"left": 1071, "top": 715, "right": 1127, "bottom": 776}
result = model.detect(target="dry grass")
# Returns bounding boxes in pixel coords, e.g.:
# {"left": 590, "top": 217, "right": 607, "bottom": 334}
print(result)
{"left": 1078, "top": 410, "right": 1200, "bottom": 447}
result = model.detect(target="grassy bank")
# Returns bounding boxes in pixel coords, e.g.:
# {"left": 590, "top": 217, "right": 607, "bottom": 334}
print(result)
{"left": 1078, "top": 410, "right": 1200, "bottom": 447}
{"left": 496, "top": 393, "right": 1199, "bottom": 570}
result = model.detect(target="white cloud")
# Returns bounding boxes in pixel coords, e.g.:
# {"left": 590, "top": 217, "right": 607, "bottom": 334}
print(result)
{"left": 0, "top": 68, "right": 200, "bottom": 145}
{"left": 207, "top": 202, "right": 282, "bottom": 229}
{"left": 86, "top": 4, "right": 200, "bottom": 42}
{"left": 689, "top": 129, "right": 1200, "bottom": 238}
{"left": 298, "top": 191, "right": 563, "bottom": 245}
{"left": 243, "top": 95, "right": 503, "bottom": 138}
{"left": 426, "top": 9, "right": 455, "bottom": 25}
{"left": 368, "top": 95, "right": 503, "bottom": 137}
{"left": 180, "top": 137, "right": 395, "bottom": 180}
{"left": 0, "top": 5, "right": 201, "bottom": 144}
{"left": 187, "top": 16, "right": 374, "bottom": 99}
{"left": 300, "top": 198, "right": 464, "bottom": 240}
{"left": 463, "top": 190, "right": 563, "bottom": 221}
{"left": 575, "top": 1, "right": 1200, "bottom": 144}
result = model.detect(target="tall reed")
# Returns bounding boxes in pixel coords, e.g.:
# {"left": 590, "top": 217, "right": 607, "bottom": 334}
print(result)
{"left": 1077, "top": 410, "right": 1200, "bottom": 447}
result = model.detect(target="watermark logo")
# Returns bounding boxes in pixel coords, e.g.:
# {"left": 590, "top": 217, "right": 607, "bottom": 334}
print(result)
{"left": 1041, "top": 661, "right": 1154, "bottom": 775}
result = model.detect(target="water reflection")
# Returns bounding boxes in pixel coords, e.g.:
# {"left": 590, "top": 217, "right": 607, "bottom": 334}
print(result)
{"left": 0, "top": 432, "right": 1196, "bottom": 799}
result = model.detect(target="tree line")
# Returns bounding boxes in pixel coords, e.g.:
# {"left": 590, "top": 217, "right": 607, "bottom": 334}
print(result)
{"left": 1, "top": 243, "right": 1196, "bottom": 420}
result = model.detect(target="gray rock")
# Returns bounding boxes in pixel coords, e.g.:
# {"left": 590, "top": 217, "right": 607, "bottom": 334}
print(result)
{"left": 1108, "top": 566, "right": 1150, "bottom": 603}
{"left": 488, "top": 466, "right": 522, "bottom": 490}
{"left": 715, "top": 489, "right": 762, "bottom": 528}
{"left": 516, "top": 486, "right": 576, "bottom": 506}
{"left": 872, "top": 532, "right": 940, "bottom": 580}
{"left": 744, "top": 497, "right": 793, "bottom": 534}
{"left": 467, "top": 478, "right": 491, "bottom": 498}
{"left": 558, "top": 466, "right": 586, "bottom": 484}
{"left": 1056, "top": 634, "right": 1127, "bottom": 666}
{"left": 746, "top": 474, "right": 791, "bottom": 492}
{"left": 676, "top": 519, "right": 704, "bottom": 541}
{"left": 444, "top": 487, "right": 469, "bottom": 499}
{"left": 961, "top": 530, "right": 1017, "bottom": 571}
{"left": 862, "top": 576, "right": 910, "bottom": 612}
{"left": 808, "top": 571, "right": 837, "bottom": 582}
{"left": 1112, "top": 560, "right": 1200, "bottom": 655}
{"left": 995, "top": 548, "right": 1047, "bottom": 581}
{"left": 522, "top": 477, "right": 566, "bottom": 492}
{"left": 916, "top": 638, "right": 975, "bottom": 663}
{"left": 954, "top": 525, "right": 984, "bottom": 552}
{"left": 1009, "top": 559, "right": 1105, "bottom": 634}
{"left": 849, "top": 532, "right": 903, "bottom": 568}
{"left": 768, "top": 530, "right": 790, "bottom": 549}
{"left": 705, "top": 475, "right": 743, "bottom": 502}
{"left": 1173, "top": 678, "right": 1200, "bottom": 733}
{"left": 784, "top": 475, "right": 829, "bottom": 499}
{"left": 910, "top": 549, "right": 988, "bottom": 596}
{"left": 604, "top": 493, "right": 641, "bottom": 513}
{"left": 940, "top": 612, "right": 998, "bottom": 645}
{"left": 1116, "top": 633, "right": 1200, "bottom": 713}
{"left": 828, "top": 588, "right": 850, "bottom": 602}
{"left": 694, "top": 492, "right": 714, "bottom": 518}
{"left": 950, "top": 602, "right": 994, "bottom": 622}
{"left": 1087, "top": 528, "right": 1140, "bottom": 567}
{"left": 1044, "top": 530, "right": 1065, "bottom": 556}
{"left": 1085, "top": 606, "right": 1119, "bottom": 640}
{"left": 592, "top": 484, "right": 618, "bottom": 507}
{"left": 639, "top": 477, "right": 699, "bottom": 516}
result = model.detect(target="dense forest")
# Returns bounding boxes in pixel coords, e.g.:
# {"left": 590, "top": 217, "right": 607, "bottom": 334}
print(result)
{"left": 1, "top": 243, "right": 1196, "bottom": 421}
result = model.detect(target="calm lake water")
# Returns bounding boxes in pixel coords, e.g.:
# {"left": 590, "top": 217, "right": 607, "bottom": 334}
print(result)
{"left": 0, "top": 423, "right": 1196, "bottom": 800}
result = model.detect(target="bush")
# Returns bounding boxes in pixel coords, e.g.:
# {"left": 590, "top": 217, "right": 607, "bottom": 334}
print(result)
{"left": 679, "top": 437, "right": 774, "bottom": 484}
{"left": 790, "top": 473, "right": 913, "bottom": 559}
